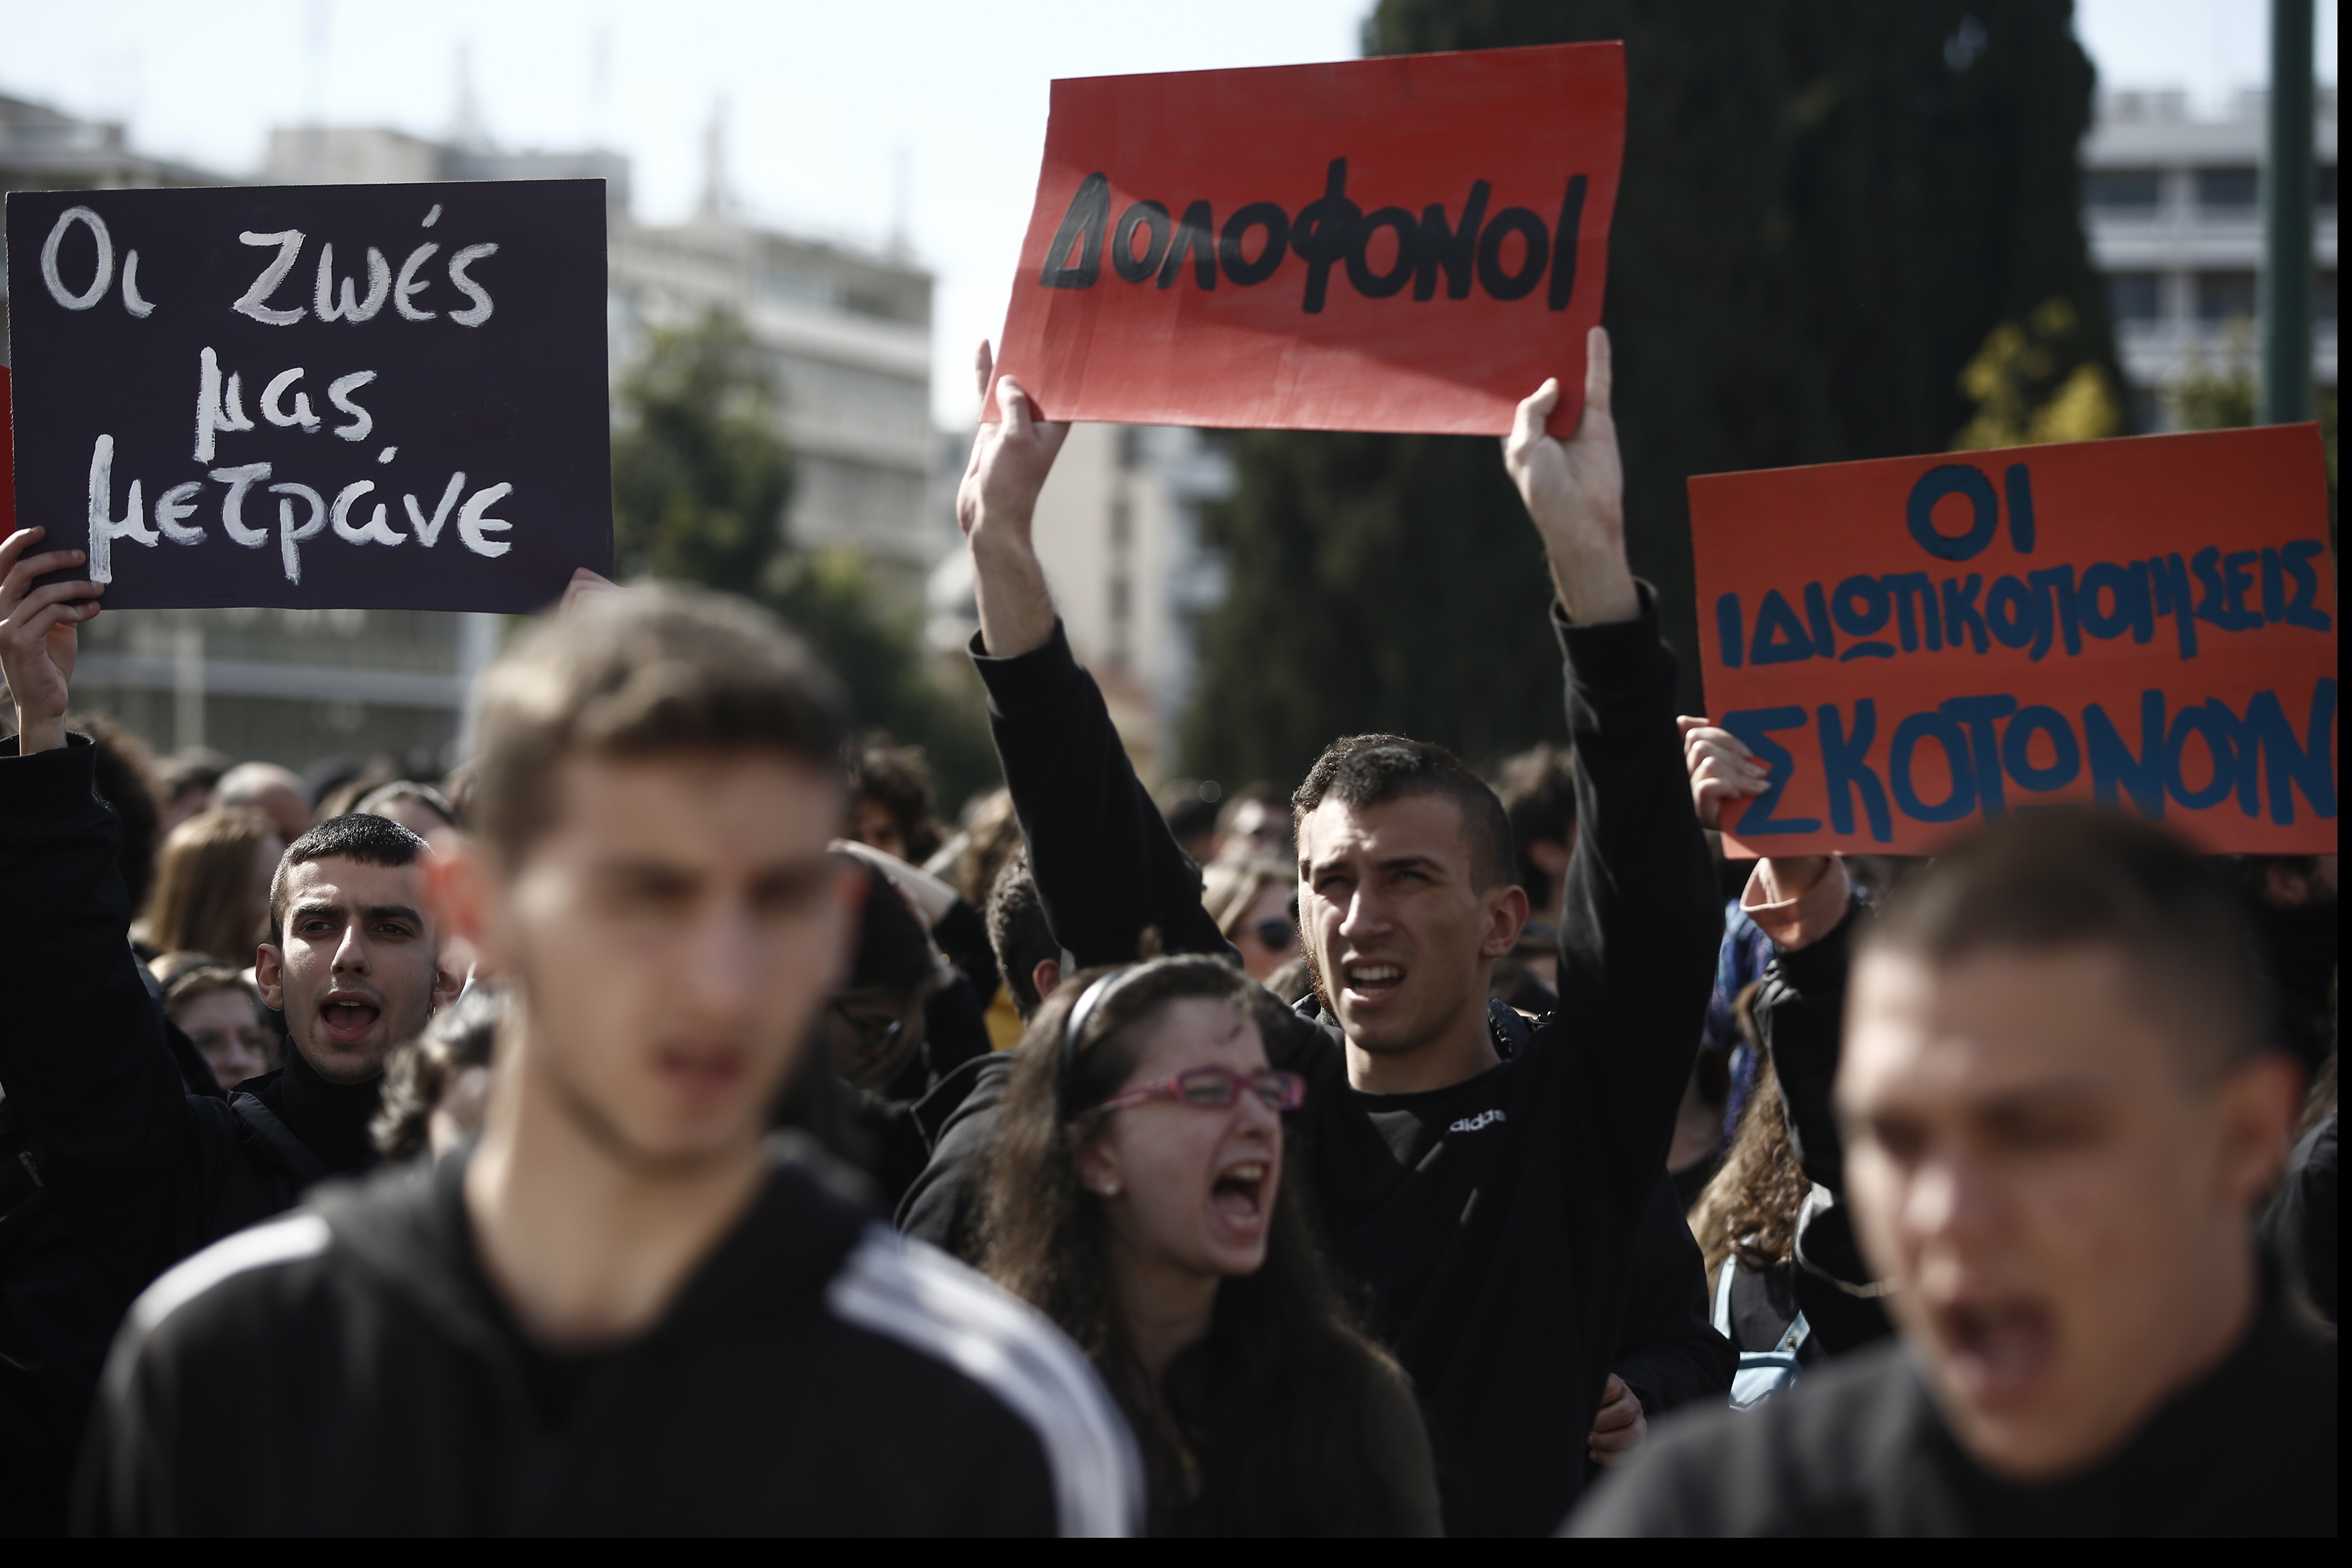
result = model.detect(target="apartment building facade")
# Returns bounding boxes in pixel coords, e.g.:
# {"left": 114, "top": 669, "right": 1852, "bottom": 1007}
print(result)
{"left": 2084, "top": 88, "right": 2339, "bottom": 430}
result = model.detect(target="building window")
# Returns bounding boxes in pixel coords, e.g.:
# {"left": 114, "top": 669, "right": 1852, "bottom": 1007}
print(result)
{"left": 1118, "top": 426, "right": 1144, "bottom": 471}
{"left": 1109, "top": 498, "right": 1133, "bottom": 548}
{"left": 2193, "top": 270, "right": 2257, "bottom": 323}
{"left": 2084, "top": 169, "right": 2162, "bottom": 213}
{"left": 2107, "top": 271, "right": 2163, "bottom": 325}
{"left": 1109, "top": 575, "right": 1132, "bottom": 623}
{"left": 2319, "top": 271, "right": 2337, "bottom": 325}
{"left": 2193, "top": 167, "right": 2260, "bottom": 212}
{"left": 2320, "top": 165, "right": 2338, "bottom": 214}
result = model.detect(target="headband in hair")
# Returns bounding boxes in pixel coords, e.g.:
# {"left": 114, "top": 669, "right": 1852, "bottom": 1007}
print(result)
{"left": 1059, "top": 963, "right": 1140, "bottom": 1091}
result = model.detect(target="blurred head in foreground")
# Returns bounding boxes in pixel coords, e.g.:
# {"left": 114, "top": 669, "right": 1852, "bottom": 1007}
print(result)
{"left": 1840, "top": 810, "right": 2302, "bottom": 1482}
{"left": 439, "top": 588, "right": 860, "bottom": 1172}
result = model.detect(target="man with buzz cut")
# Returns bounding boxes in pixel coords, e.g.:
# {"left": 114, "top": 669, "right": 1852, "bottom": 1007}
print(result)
{"left": 1, "top": 523, "right": 463, "bottom": 1529}
{"left": 929, "top": 331, "right": 1731, "bottom": 1535}
{"left": 78, "top": 586, "right": 1138, "bottom": 1536}
{"left": 1571, "top": 811, "right": 2335, "bottom": 1536}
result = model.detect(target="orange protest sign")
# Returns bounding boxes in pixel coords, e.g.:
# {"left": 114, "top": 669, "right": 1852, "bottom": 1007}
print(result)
{"left": 989, "top": 44, "right": 1624, "bottom": 438}
{"left": 1691, "top": 424, "right": 2338, "bottom": 857}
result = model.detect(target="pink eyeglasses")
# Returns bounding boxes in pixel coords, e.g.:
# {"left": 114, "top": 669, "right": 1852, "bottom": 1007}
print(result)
{"left": 1089, "top": 1066, "right": 1307, "bottom": 1117}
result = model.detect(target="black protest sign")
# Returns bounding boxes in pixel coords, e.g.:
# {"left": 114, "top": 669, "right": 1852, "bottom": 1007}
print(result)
{"left": 5, "top": 180, "right": 609, "bottom": 610}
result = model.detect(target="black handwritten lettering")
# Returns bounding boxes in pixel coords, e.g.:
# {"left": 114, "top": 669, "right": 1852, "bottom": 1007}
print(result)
{"left": 1042, "top": 173, "right": 1111, "bottom": 289}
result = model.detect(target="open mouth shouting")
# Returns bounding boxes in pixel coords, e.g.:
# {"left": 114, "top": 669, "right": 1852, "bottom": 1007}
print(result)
{"left": 1933, "top": 1296, "right": 2058, "bottom": 1410}
{"left": 1208, "top": 1157, "right": 1273, "bottom": 1235}
{"left": 316, "top": 988, "right": 385, "bottom": 1047}
{"left": 1340, "top": 960, "right": 1407, "bottom": 1009}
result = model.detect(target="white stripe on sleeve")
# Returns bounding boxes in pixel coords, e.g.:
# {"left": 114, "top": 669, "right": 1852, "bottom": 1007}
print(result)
{"left": 127, "top": 1211, "right": 332, "bottom": 1338}
{"left": 827, "top": 1225, "right": 1143, "bottom": 1537}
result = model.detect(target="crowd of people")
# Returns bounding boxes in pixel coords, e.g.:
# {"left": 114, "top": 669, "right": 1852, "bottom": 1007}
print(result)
{"left": 0, "top": 327, "right": 2334, "bottom": 1536}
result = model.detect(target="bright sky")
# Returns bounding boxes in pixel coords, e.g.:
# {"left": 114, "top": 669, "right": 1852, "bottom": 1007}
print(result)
{"left": 3, "top": 0, "right": 2335, "bottom": 428}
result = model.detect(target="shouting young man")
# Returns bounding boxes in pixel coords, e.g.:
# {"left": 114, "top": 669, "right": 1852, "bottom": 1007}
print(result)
{"left": 79, "top": 589, "right": 1137, "bottom": 1535}
{"left": 1, "top": 526, "right": 461, "bottom": 1529}
{"left": 911, "top": 332, "right": 1731, "bottom": 1535}
{"left": 1572, "top": 811, "right": 2333, "bottom": 1535}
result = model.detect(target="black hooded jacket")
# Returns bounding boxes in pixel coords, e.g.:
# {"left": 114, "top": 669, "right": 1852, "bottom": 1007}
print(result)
{"left": 78, "top": 1141, "right": 1140, "bottom": 1535}
{"left": 948, "top": 593, "right": 1733, "bottom": 1535}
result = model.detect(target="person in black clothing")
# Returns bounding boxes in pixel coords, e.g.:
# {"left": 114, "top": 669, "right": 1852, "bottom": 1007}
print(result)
{"left": 980, "top": 955, "right": 1441, "bottom": 1535}
{"left": 0, "top": 526, "right": 462, "bottom": 1530}
{"left": 80, "top": 585, "right": 1137, "bottom": 1535}
{"left": 1573, "top": 811, "right": 2331, "bottom": 1536}
{"left": 926, "top": 333, "right": 1731, "bottom": 1535}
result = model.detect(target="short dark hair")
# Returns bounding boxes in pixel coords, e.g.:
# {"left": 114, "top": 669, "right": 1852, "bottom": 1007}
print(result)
{"left": 1292, "top": 734, "right": 1516, "bottom": 892}
{"left": 1495, "top": 744, "right": 1578, "bottom": 906}
{"left": 267, "top": 813, "right": 430, "bottom": 945}
{"left": 1864, "top": 809, "right": 2264, "bottom": 1079}
{"left": 986, "top": 852, "right": 1059, "bottom": 1020}
{"left": 848, "top": 740, "right": 942, "bottom": 863}
{"left": 469, "top": 588, "right": 851, "bottom": 868}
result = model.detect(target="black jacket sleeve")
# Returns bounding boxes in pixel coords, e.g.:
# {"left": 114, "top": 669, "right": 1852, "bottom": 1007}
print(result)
{"left": 0, "top": 736, "right": 195, "bottom": 1295}
{"left": 1545, "top": 594, "right": 1725, "bottom": 1204}
{"left": 970, "top": 624, "right": 1233, "bottom": 966}
{"left": 1750, "top": 892, "right": 1893, "bottom": 1353}
{"left": 1607, "top": 1175, "right": 1737, "bottom": 1423}
{"left": 1753, "top": 896, "right": 1860, "bottom": 1197}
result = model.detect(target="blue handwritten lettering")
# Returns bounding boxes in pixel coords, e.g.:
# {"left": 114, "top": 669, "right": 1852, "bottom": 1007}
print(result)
{"left": 1720, "top": 707, "right": 1821, "bottom": 834}
{"left": 1818, "top": 700, "right": 1892, "bottom": 842}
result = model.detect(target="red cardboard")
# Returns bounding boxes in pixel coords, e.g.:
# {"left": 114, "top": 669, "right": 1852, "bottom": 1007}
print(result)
{"left": 1691, "top": 424, "right": 2339, "bottom": 856}
{"left": 990, "top": 44, "right": 1625, "bottom": 438}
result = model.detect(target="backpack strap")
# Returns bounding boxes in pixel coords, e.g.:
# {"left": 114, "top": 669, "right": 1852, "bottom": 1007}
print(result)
{"left": 229, "top": 1091, "right": 331, "bottom": 1189}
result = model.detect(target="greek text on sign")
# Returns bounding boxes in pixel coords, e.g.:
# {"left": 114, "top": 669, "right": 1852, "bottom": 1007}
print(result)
{"left": 5, "top": 181, "right": 610, "bottom": 611}
{"left": 1690, "top": 424, "right": 2337, "bottom": 856}
{"left": 990, "top": 44, "right": 1625, "bottom": 438}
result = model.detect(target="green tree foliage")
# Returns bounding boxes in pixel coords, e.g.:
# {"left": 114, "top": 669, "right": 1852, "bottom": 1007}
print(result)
{"left": 1182, "top": 1, "right": 2120, "bottom": 785}
{"left": 611, "top": 310, "right": 793, "bottom": 587}
{"left": 609, "top": 308, "right": 1000, "bottom": 809}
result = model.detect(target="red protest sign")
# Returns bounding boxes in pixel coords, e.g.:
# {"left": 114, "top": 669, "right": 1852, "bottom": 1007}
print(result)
{"left": 1691, "top": 424, "right": 2337, "bottom": 857}
{"left": 990, "top": 44, "right": 1624, "bottom": 438}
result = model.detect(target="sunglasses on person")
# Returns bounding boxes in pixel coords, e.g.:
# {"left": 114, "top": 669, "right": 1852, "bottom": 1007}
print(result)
{"left": 1241, "top": 917, "right": 1296, "bottom": 954}
{"left": 1089, "top": 1065, "right": 1307, "bottom": 1117}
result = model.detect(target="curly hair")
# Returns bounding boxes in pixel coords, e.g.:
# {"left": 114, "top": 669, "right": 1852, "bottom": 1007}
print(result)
{"left": 1687, "top": 988, "right": 1812, "bottom": 1280}
{"left": 979, "top": 955, "right": 1414, "bottom": 1535}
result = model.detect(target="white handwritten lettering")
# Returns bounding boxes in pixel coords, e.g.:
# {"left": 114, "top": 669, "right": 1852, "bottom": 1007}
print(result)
{"left": 85, "top": 435, "right": 154, "bottom": 584}
{"left": 232, "top": 231, "right": 307, "bottom": 326}
{"left": 269, "top": 483, "right": 329, "bottom": 584}
{"left": 456, "top": 481, "right": 514, "bottom": 557}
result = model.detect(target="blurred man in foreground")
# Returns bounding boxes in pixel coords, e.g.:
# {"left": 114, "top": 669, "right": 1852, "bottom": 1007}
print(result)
{"left": 1573, "top": 812, "right": 2333, "bottom": 1535}
{"left": 80, "top": 588, "right": 1135, "bottom": 1535}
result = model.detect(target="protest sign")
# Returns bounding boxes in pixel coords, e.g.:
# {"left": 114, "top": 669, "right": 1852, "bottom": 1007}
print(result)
{"left": 1691, "top": 424, "right": 2337, "bottom": 856}
{"left": 5, "top": 181, "right": 610, "bottom": 611}
{"left": 990, "top": 43, "right": 1624, "bottom": 439}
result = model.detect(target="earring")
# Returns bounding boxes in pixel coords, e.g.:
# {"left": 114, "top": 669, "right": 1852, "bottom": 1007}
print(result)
{"left": 1099, "top": 1178, "right": 1121, "bottom": 1197}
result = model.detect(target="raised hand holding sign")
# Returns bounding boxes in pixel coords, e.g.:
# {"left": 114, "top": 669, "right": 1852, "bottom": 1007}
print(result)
{"left": 5, "top": 180, "right": 611, "bottom": 611}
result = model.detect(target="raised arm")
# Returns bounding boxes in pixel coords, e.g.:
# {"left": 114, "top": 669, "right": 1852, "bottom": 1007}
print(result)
{"left": 956, "top": 347, "right": 1229, "bottom": 967}
{"left": 1504, "top": 332, "right": 1722, "bottom": 1184}
{"left": 0, "top": 527, "right": 191, "bottom": 1291}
